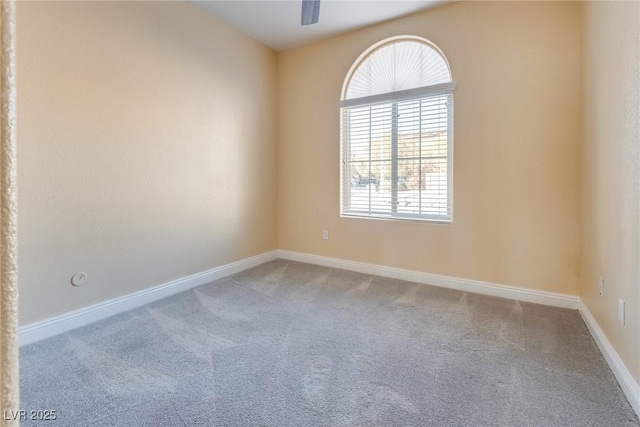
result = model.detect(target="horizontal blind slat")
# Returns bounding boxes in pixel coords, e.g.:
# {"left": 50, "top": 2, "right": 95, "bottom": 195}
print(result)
{"left": 341, "top": 91, "right": 452, "bottom": 221}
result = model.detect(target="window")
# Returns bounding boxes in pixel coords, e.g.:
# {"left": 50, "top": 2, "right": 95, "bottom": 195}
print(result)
{"left": 340, "top": 36, "right": 455, "bottom": 222}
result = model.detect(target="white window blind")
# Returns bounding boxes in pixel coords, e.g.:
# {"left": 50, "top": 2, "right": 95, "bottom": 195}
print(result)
{"left": 345, "top": 39, "right": 451, "bottom": 100}
{"left": 340, "top": 37, "right": 455, "bottom": 222}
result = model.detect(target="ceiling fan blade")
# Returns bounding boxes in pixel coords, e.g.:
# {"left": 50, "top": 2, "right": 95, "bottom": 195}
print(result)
{"left": 301, "top": 0, "right": 320, "bottom": 26}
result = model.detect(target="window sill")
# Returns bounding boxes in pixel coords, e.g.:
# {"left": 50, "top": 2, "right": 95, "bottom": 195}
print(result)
{"left": 340, "top": 212, "right": 453, "bottom": 225}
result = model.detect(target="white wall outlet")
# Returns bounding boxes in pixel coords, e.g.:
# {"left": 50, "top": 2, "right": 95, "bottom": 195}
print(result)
{"left": 618, "top": 299, "right": 625, "bottom": 325}
{"left": 71, "top": 272, "right": 88, "bottom": 287}
{"left": 599, "top": 276, "right": 604, "bottom": 296}
{"left": 322, "top": 229, "right": 329, "bottom": 240}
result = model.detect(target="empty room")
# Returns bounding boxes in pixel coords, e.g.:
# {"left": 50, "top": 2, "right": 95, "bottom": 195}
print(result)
{"left": 0, "top": 0, "right": 639, "bottom": 425}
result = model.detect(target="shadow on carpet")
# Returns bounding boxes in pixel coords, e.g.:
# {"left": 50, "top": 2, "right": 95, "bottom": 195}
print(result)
{"left": 20, "top": 260, "right": 640, "bottom": 426}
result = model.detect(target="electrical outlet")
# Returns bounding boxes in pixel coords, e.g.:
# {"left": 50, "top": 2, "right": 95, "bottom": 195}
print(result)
{"left": 322, "top": 229, "right": 329, "bottom": 240}
{"left": 599, "top": 276, "right": 604, "bottom": 296}
{"left": 618, "top": 299, "right": 625, "bottom": 325}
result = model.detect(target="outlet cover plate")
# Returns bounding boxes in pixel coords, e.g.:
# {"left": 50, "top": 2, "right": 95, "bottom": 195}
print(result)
{"left": 599, "top": 276, "right": 604, "bottom": 296}
{"left": 618, "top": 299, "right": 625, "bottom": 324}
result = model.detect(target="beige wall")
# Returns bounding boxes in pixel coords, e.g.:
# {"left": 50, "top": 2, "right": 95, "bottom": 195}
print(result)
{"left": 580, "top": 1, "right": 640, "bottom": 382}
{"left": 11, "top": 0, "right": 640, "bottom": 392}
{"left": 277, "top": 1, "right": 582, "bottom": 294}
{"left": 17, "top": 1, "right": 277, "bottom": 325}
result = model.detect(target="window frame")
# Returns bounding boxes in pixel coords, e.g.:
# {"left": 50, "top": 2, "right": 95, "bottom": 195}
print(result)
{"left": 340, "top": 36, "right": 455, "bottom": 223}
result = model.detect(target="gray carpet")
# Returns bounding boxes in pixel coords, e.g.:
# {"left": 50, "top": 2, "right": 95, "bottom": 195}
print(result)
{"left": 20, "top": 260, "right": 639, "bottom": 426}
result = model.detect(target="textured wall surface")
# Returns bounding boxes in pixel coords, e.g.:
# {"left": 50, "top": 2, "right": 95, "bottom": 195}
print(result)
{"left": 1, "top": 1, "right": 19, "bottom": 425}
{"left": 277, "top": 1, "right": 582, "bottom": 294}
{"left": 8, "top": 0, "right": 640, "bottom": 413}
{"left": 580, "top": 0, "right": 640, "bottom": 383}
{"left": 16, "top": 1, "right": 277, "bottom": 325}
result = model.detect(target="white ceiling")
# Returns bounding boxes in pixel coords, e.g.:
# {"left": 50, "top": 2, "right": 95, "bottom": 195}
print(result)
{"left": 193, "top": 1, "right": 446, "bottom": 51}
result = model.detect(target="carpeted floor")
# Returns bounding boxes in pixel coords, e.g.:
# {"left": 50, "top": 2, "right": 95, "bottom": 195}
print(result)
{"left": 20, "top": 260, "right": 640, "bottom": 426}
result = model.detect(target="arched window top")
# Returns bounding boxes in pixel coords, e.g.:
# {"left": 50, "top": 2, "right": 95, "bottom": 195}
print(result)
{"left": 342, "top": 36, "right": 452, "bottom": 101}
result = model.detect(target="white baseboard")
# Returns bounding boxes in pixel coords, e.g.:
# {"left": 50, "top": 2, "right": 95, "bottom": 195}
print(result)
{"left": 578, "top": 300, "right": 640, "bottom": 416}
{"left": 18, "top": 250, "right": 278, "bottom": 347}
{"left": 277, "top": 250, "right": 579, "bottom": 309}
